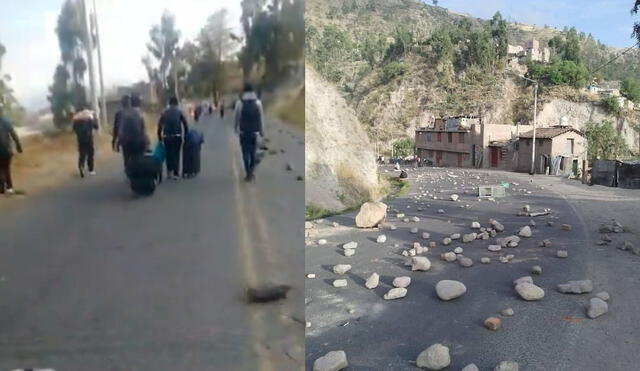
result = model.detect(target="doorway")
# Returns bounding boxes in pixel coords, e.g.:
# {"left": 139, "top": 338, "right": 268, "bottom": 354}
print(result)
{"left": 490, "top": 147, "right": 499, "bottom": 167}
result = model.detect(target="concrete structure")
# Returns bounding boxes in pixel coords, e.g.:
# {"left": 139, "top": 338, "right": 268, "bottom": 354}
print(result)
{"left": 508, "top": 38, "right": 550, "bottom": 63}
{"left": 516, "top": 127, "right": 586, "bottom": 176}
{"left": 416, "top": 120, "right": 533, "bottom": 170}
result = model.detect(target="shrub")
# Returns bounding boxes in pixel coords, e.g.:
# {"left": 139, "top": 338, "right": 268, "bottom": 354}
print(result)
{"left": 600, "top": 95, "right": 622, "bottom": 116}
{"left": 381, "top": 61, "right": 407, "bottom": 83}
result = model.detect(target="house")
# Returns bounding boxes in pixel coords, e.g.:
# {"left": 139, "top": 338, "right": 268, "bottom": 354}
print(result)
{"left": 415, "top": 117, "right": 533, "bottom": 169}
{"left": 516, "top": 126, "right": 586, "bottom": 176}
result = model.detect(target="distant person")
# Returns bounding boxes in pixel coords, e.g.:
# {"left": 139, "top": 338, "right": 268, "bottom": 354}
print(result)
{"left": 208, "top": 102, "right": 213, "bottom": 115}
{"left": 182, "top": 126, "right": 204, "bottom": 178}
{"left": 219, "top": 99, "right": 225, "bottom": 119}
{"left": 0, "top": 108, "right": 23, "bottom": 195}
{"left": 112, "top": 94, "right": 130, "bottom": 157}
{"left": 157, "top": 96, "right": 188, "bottom": 180}
{"left": 394, "top": 162, "right": 401, "bottom": 171}
{"left": 118, "top": 94, "right": 149, "bottom": 172}
{"left": 194, "top": 104, "right": 202, "bottom": 122}
{"left": 234, "top": 83, "right": 265, "bottom": 182}
{"left": 72, "top": 108, "right": 98, "bottom": 178}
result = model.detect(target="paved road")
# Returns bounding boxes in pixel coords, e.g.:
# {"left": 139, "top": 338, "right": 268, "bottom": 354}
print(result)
{"left": 0, "top": 112, "right": 305, "bottom": 370}
{"left": 305, "top": 167, "right": 640, "bottom": 370}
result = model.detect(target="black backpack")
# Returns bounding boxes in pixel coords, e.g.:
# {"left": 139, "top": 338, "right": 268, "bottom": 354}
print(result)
{"left": 239, "top": 99, "right": 261, "bottom": 133}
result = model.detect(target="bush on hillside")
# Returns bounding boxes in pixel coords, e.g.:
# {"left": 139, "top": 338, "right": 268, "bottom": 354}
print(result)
{"left": 600, "top": 95, "right": 622, "bottom": 116}
{"left": 621, "top": 79, "right": 640, "bottom": 103}
{"left": 381, "top": 61, "right": 407, "bottom": 83}
{"left": 585, "top": 120, "right": 628, "bottom": 160}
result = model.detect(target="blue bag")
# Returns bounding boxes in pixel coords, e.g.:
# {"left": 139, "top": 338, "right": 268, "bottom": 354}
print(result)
{"left": 153, "top": 142, "right": 166, "bottom": 163}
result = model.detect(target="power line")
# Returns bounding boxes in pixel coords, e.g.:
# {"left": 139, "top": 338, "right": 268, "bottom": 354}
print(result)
{"left": 589, "top": 40, "right": 640, "bottom": 76}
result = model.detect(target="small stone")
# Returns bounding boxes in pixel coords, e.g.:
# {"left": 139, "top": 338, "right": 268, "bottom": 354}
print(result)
{"left": 411, "top": 257, "right": 432, "bottom": 271}
{"left": 437, "top": 209, "right": 445, "bottom": 214}
{"left": 307, "top": 273, "right": 316, "bottom": 279}
{"left": 422, "top": 232, "right": 431, "bottom": 239}
{"left": 478, "top": 231, "right": 489, "bottom": 240}
{"left": 462, "top": 233, "right": 477, "bottom": 243}
{"left": 491, "top": 219, "right": 505, "bottom": 232}
{"left": 557, "top": 250, "right": 569, "bottom": 258}
{"left": 451, "top": 233, "right": 461, "bottom": 240}
{"left": 332, "top": 279, "right": 347, "bottom": 288}
{"left": 557, "top": 280, "right": 593, "bottom": 294}
{"left": 523, "top": 204, "right": 530, "bottom": 212}
{"left": 384, "top": 287, "right": 407, "bottom": 300}
{"left": 454, "top": 247, "right": 463, "bottom": 254}
{"left": 499, "top": 256, "right": 509, "bottom": 263}
{"left": 471, "top": 221, "right": 481, "bottom": 229}
{"left": 397, "top": 213, "right": 405, "bottom": 218}
{"left": 442, "top": 252, "right": 457, "bottom": 262}
{"left": 458, "top": 257, "right": 473, "bottom": 267}
{"left": 513, "top": 276, "right": 533, "bottom": 286}
{"left": 481, "top": 257, "right": 491, "bottom": 264}
{"left": 306, "top": 321, "right": 311, "bottom": 328}
{"left": 332, "top": 264, "right": 352, "bottom": 274}
{"left": 305, "top": 221, "right": 314, "bottom": 229}
{"left": 429, "top": 241, "right": 436, "bottom": 249}
{"left": 484, "top": 317, "right": 502, "bottom": 331}
{"left": 343, "top": 241, "right": 357, "bottom": 250}
{"left": 344, "top": 249, "right": 355, "bottom": 257}
{"left": 412, "top": 216, "right": 420, "bottom": 222}
{"left": 404, "top": 218, "right": 410, "bottom": 223}
{"left": 416, "top": 343, "right": 451, "bottom": 370}
{"left": 518, "top": 226, "right": 532, "bottom": 237}
{"left": 376, "top": 234, "right": 387, "bottom": 243}
{"left": 561, "top": 224, "right": 573, "bottom": 231}
{"left": 435, "top": 280, "right": 467, "bottom": 300}
{"left": 618, "top": 241, "right": 633, "bottom": 251}
{"left": 442, "top": 237, "right": 452, "bottom": 246}
{"left": 540, "top": 239, "right": 552, "bottom": 248}
{"left": 365, "top": 273, "right": 380, "bottom": 289}
{"left": 547, "top": 220, "right": 555, "bottom": 226}
{"left": 462, "top": 364, "right": 480, "bottom": 371}
{"left": 531, "top": 265, "right": 542, "bottom": 275}
{"left": 488, "top": 244, "right": 502, "bottom": 252}
{"left": 318, "top": 239, "right": 327, "bottom": 245}
{"left": 401, "top": 250, "right": 409, "bottom": 257}
{"left": 450, "top": 194, "right": 459, "bottom": 201}
{"left": 313, "top": 350, "right": 348, "bottom": 371}
{"left": 500, "top": 308, "right": 514, "bottom": 316}
{"left": 595, "top": 291, "right": 610, "bottom": 301}
{"left": 505, "top": 254, "right": 515, "bottom": 260}
{"left": 587, "top": 297, "right": 608, "bottom": 319}
{"left": 393, "top": 276, "right": 411, "bottom": 288}
{"left": 332, "top": 221, "right": 340, "bottom": 227}
{"left": 409, "top": 249, "right": 417, "bottom": 256}
{"left": 515, "top": 282, "right": 545, "bottom": 301}
{"left": 529, "top": 219, "right": 536, "bottom": 226}
{"left": 494, "top": 361, "right": 519, "bottom": 371}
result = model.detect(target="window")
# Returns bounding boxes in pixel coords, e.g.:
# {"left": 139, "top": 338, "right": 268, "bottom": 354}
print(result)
{"left": 426, "top": 132, "right": 432, "bottom": 142}
{"left": 448, "top": 132, "right": 453, "bottom": 143}
{"left": 437, "top": 132, "right": 442, "bottom": 142}
{"left": 459, "top": 133, "right": 465, "bottom": 144}
{"left": 566, "top": 138, "right": 574, "bottom": 154}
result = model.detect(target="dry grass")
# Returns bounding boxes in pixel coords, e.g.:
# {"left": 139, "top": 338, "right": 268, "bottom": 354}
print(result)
{"left": 268, "top": 85, "right": 304, "bottom": 131}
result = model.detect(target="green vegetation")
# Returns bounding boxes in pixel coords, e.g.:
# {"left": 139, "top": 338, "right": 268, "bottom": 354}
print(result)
{"left": 600, "top": 96, "right": 622, "bottom": 116}
{"left": 381, "top": 61, "right": 407, "bottom": 83}
{"left": 383, "top": 175, "right": 410, "bottom": 200}
{"left": 585, "top": 120, "right": 628, "bottom": 160}
{"left": 621, "top": 79, "right": 640, "bottom": 103}
{"left": 392, "top": 138, "right": 415, "bottom": 157}
{"left": 526, "top": 57, "right": 590, "bottom": 88}
{"left": 0, "top": 42, "right": 25, "bottom": 125}
{"left": 306, "top": 24, "right": 353, "bottom": 82}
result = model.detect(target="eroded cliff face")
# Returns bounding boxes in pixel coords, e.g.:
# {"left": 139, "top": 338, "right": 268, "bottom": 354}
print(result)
{"left": 305, "top": 66, "right": 380, "bottom": 212}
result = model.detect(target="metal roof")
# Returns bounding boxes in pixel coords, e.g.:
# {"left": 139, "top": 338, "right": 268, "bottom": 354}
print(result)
{"left": 519, "top": 127, "right": 584, "bottom": 139}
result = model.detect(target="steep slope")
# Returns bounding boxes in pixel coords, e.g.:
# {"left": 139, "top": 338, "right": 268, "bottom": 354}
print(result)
{"left": 305, "top": 66, "right": 379, "bottom": 212}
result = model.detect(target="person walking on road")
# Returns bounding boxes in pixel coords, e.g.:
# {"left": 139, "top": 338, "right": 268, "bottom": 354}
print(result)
{"left": 0, "top": 107, "right": 22, "bottom": 195}
{"left": 112, "top": 95, "right": 130, "bottom": 160}
{"left": 234, "top": 83, "right": 265, "bottom": 182}
{"left": 72, "top": 108, "right": 98, "bottom": 178}
{"left": 157, "top": 97, "right": 188, "bottom": 180}
{"left": 118, "top": 94, "right": 149, "bottom": 173}
{"left": 219, "top": 99, "right": 225, "bottom": 119}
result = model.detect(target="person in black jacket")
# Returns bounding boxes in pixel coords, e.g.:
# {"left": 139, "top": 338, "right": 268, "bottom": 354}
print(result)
{"left": 112, "top": 95, "right": 130, "bottom": 156}
{"left": 72, "top": 108, "right": 98, "bottom": 178}
{"left": 234, "top": 83, "right": 265, "bottom": 182}
{"left": 118, "top": 94, "right": 149, "bottom": 173}
{"left": 0, "top": 108, "right": 22, "bottom": 194}
{"left": 157, "top": 97, "right": 188, "bottom": 180}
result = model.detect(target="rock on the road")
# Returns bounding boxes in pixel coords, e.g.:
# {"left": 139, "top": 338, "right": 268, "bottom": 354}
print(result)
{"left": 393, "top": 276, "right": 411, "bottom": 288}
{"left": 596, "top": 291, "right": 610, "bottom": 301}
{"left": 458, "top": 256, "right": 473, "bottom": 267}
{"left": 365, "top": 273, "right": 380, "bottom": 289}
{"left": 484, "top": 317, "right": 502, "bottom": 331}
{"left": 376, "top": 234, "right": 387, "bottom": 243}
{"left": 332, "top": 279, "right": 348, "bottom": 288}
{"left": 557, "top": 250, "right": 569, "bottom": 258}
{"left": 343, "top": 249, "right": 355, "bottom": 257}
{"left": 454, "top": 247, "right": 463, "bottom": 254}
{"left": 587, "top": 297, "right": 609, "bottom": 319}
{"left": 313, "top": 350, "right": 348, "bottom": 371}
{"left": 435, "top": 280, "right": 467, "bottom": 301}
{"left": 318, "top": 239, "right": 328, "bottom": 246}
{"left": 343, "top": 241, "right": 358, "bottom": 250}
{"left": 442, "top": 237, "right": 452, "bottom": 246}
{"left": 411, "top": 257, "right": 432, "bottom": 271}
{"left": 557, "top": 280, "right": 593, "bottom": 294}
{"left": 515, "top": 282, "right": 545, "bottom": 301}
{"left": 416, "top": 343, "right": 451, "bottom": 370}
{"left": 491, "top": 219, "right": 505, "bottom": 232}
{"left": 494, "top": 361, "right": 519, "bottom": 371}
{"left": 481, "top": 257, "right": 491, "bottom": 264}
{"left": 355, "top": 201, "right": 387, "bottom": 228}
{"left": 501, "top": 308, "right": 514, "bottom": 316}
{"left": 518, "top": 226, "right": 532, "bottom": 237}
{"left": 384, "top": 287, "right": 407, "bottom": 300}
{"left": 462, "top": 364, "right": 480, "bottom": 371}
{"left": 488, "top": 245, "right": 502, "bottom": 252}
{"left": 451, "top": 233, "right": 461, "bottom": 240}
{"left": 422, "top": 232, "right": 431, "bottom": 239}
{"left": 471, "top": 221, "right": 481, "bottom": 229}
{"left": 442, "top": 252, "right": 457, "bottom": 262}
{"left": 531, "top": 265, "right": 543, "bottom": 275}
{"left": 462, "top": 233, "right": 477, "bottom": 243}
{"left": 333, "top": 264, "right": 352, "bottom": 274}
{"left": 450, "top": 194, "right": 459, "bottom": 201}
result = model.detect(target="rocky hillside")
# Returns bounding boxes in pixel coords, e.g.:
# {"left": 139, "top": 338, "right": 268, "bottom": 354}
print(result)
{"left": 306, "top": 0, "right": 640, "bottom": 154}
{"left": 305, "top": 66, "right": 380, "bottom": 213}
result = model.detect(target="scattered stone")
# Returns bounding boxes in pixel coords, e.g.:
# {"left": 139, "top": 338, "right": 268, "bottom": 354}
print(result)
{"left": 557, "top": 280, "right": 593, "bottom": 294}
{"left": 458, "top": 257, "right": 473, "bottom": 267}
{"left": 375, "top": 234, "right": 387, "bottom": 244}
{"left": 318, "top": 239, "right": 327, "bottom": 246}
{"left": 416, "top": 344, "right": 451, "bottom": 370}
{"left": 442, "top": 252, "right": 457, "bottom": 262}
{"left": 429, "top": 241, "right": 436, "bottom": 249}
{"left": 540, "top": 239, "right": 552, "bottom": 248}
{"left": 488, "top": 245, "right": 502, "bottom": 252}
{"left": 404, "top": 218, "right": 410, "bottom": 223}
{"left": 529, "top": 219, "right": 536, "bottom": 226}
{"left": 484, "top": 317, "right": 502, "bottom": 331}
{"left": 410, "top": 227, "right": 419, "bottom": 234}
{"left": 618, "top": 241, "right": 634, "bottom": 251}
{"left": 343, "top": 241, "right": 358, "bottom": 250}
{"left": 505, "top": 254, "right": 515, "bottom": 260}
{"left": 332, "top": 264, "right": 352, "bottom": 275}
{"left": 389, "top": 224, "right": 397, "bottom": 231}
{"left": 490, "top": 220, "right": 505, "bottom": 232}
{"left": 332, "top": 279, "right": 347, "bottom": 288}
{"left": 411, "top": 257, "right": 432, "bottom": 271}
{"left": 454, "top": 247, "right": 464, "bottom": 254}
{"left": 499, "top": 256, "right": 509, "bottom": 263}
{"left": 365, "top": 273, "right": 379, "bottom": 289}
{"left": 518, "top": 226, "right": 532, "bottom": 237}
{"left": 313, "top": 350, "right": 348, "bottom": 371}
{"left": 515, "top": 282, "right": 545, "bottom": 301}
{"left": 561, "top": 224, "right": 573, "bottom": 231}
{"left": 401, "top": 250, "right": 409, "bottom": 257}
{"left": 384, "top": 287, "right": 407, "bottom": 300}
{"left": 332, "top": 222, "right": 340, "bottom": 227}
{"left": 587, "top": 297, "right": 609, "bottom": 319}
{"left": 422, "top": 232, "right": 431, "bottom": 239}
{"left": 393, "top": 276, "right": 411, "bottom": 288}
{"left": 471, "top": 221, "right": 481, "bottom": 229}
{"left": 397, "top": 213, "right": 405, "bottom": 219}
{"left": 412, "top": 216, "right": 420, "bottom": 222}
{"left": 409, "top": 249, "right": 417, "bottom": 256}
{"left": 462, "top": 364, "right": 480, "bottom": 371}
{"left": 547, "top": 221, "right": 555, "bottom": 227}
{"left": 523, "top": 205, "right": 530, "bottom": 212}
{"left": 499, "top": 235, "right": 521, "bottom": 248}
{"left": 435, "top": 280, "right": 467, "bottom": 300}
{"left": 481, "top": 257, "right": 491, "bottom": 264}
{"left": 596, "top": 291, "right": 610, "bottom": 301}
{"left": 557, "top": 250, "right": 569, "bottom": 258}
{"left": 500, "top": 308, "right": 514, "bottom": 316}
{"left": 494, "top": 361, "right": 519, "bottom": 371}
{"left": 513, "top": 276, "right": 533, "bottom": 286}
{"left": 307, "top": 273, "right": 316, "bottom": 279}
{"left": 437, "top": 209, "right": 445, "bottom": 214}
{"left": 490, "top": 230, "right": 497, "bottom": 238}
{"left": 478, "top": 231, "right": 490, "bottom": 240}
{"left": 531, "top": 265, "right": 543, "bottom": 275}
{"left": 450, "top": 194, "right": 459, "bottom": 201}
{"left": 355, "top": 201, "right": 388, "bottom": 228}
{"left": 344, "top": 249, "right": 355, "bottom": 257}
{"left": 442, "top": 238, "right": 452, "bottom": 246}
{"left": 462, "top": 233, "right": 477, "bottom": 243}
{"left": 451, "top": 233, "right": 461, "bottom": 240}
{"left": 305, "top": 221, "right": 314, "bottom": 229}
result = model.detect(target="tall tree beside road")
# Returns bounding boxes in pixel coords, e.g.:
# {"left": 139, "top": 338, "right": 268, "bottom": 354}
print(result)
{"left": 633, "top": 1, "right": 640, "bottom": 43}
{"left": 0, "top": 42, "right": 25, "bottom": 126}
{"left": 145, "top": 11, "right": 181, "bottom": 105}
{"left": 490, "top": 11, "right": 508, "bottom": 65}
{"left": 197, "top": 9, "right": 236, "bottom": 103}
{"left": 585, "top": 120, "right": 628, "bottom": 160}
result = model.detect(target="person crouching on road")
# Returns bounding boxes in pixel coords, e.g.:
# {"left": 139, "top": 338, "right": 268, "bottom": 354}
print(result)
{"left": 158, "top": 96, "right": 188, "bottom": 180}
{"left": 234, "top": 83, "right": 265, "bottom": 182}
{"left": 72, "top": 107, "right": 98, "bottom": 178}
{"left": 0, "top": 106, "right": 23, "bottom": 195}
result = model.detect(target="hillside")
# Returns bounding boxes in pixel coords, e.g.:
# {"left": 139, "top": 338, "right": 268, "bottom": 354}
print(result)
{"left": 306, "top": 0, "right": 640, "bottom": 155}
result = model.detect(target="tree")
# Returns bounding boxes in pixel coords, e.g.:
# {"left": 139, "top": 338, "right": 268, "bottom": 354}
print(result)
{"left": 633, "top": 0, "right": 640, "bottom": 44}
{"left": 585, "top": 120, "right": 628, "bottom": 160}
{"left": 432, "top": 0, "right": 438, "bottom": 6}
{"left": 385, "top": 26, "right": 414, "bottom": 60}
{"left": 146, "top": 11, "right": 181, "bottom": 104}
{"left": 489, "top": 11, "right": 508, "bottom": 63}
{"left": 621, "top": 79, "right": 640, "bottom": 103}
{"left": 361, "top": 34, "right": 386, "bottom": 67}
{"left": 428, "top": 26, "right": 453, "bottom": 63}
{"left": 393, "top": 138, "right": 415, "bottom": 158}
{"left": 563, "top": 27, "right": 581, "bottom": 63}
{"left": 196, "top": 9, "right": 236, "bottom": 102}
{"left": 0, "top": 42, "right": 25, "bottom": 126}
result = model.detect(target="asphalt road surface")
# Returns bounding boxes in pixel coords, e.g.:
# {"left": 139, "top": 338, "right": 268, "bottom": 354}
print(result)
{"left": 305, "top": 166, "right": 640, "bottom": 371}
{"left": 0, "top": 112, "right": 305, "bottom": 370}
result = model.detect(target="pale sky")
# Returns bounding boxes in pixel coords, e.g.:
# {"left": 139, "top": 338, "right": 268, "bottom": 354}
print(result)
{"left": 0, "top": 0, "right": 242, "bottom": 110}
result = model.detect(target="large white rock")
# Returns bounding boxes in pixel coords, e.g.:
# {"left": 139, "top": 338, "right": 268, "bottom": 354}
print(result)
{"left": 518, "top": 226, "right": 532, "bottom": 237}
{"left": 515, "top": 282, "right": 545, "bottom": 301}
{"left": 488, "top": 245, "right": 502, "bottom": 252}
{"left": 384, "top": 287, "right": 407, "bottom": 300}
{"left": 557, "top": 280, "right": 593, "bottom": 294}
{"left": 416, "top": 343, "right": 451, "bottom": 370}
{"left": 471, "top": 221, "right": 481, "bottom": 229}
{"left": 365, "top": 273, "right": 379, "bottom": 289}
{"left": 343, "top": 241, "right": 358, "bottom": 250}
{"left": 512, "top": 276, "right": 533, "bottom": 286}
{"left": 376, "top": 234, "right": 387, "bottom": 243}
{"left": 393, "top": 276, "right": 411, "bottom": 288}
{"left": 355, "top": 201, "right": 387, "bottom": 228}
{"left": 494, "top": 361, "right": 519, "bottom": 371}
{"left": 313, "top": 350, "right": 348, "bottom": 371}
{"left": 411, "top": 257, "right": 432, "bottom": 271}
{"left": 332, "top": 264, "right": 352, "bottom": 274}
{"left": 435, "top": 280, "right": 467, "bottom": 300}
{"left": 587, "top": 297, "right": 608, "bottom": 319}
{"left": 332, "top": 279, "right": 347, "bottom": 288}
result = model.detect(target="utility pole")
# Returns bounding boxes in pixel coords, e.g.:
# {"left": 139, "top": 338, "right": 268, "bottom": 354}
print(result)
{"left": 517, "top": 74, "right": 538, "bottom": 175}
{"left": 92, "top": 0, "right": 107, "bottom": 132}
{"left": 82, "top": 0, "right": 99, "bottom": 129}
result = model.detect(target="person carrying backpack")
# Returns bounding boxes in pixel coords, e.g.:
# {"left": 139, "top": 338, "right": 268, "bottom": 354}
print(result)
{"left": 72, "top": 108, "right": 98, "bottom": 178}
{"left": 157, "top": 97, "right": 188, "bottom": 180}
{"left": 118, "top": 94, "right": 149, "bottom": 173}
{"left": 0, "top": 107, "right": 22, "bottom": 195}
{"left": 234, "top": 83, "right": 265, "bottom": 182}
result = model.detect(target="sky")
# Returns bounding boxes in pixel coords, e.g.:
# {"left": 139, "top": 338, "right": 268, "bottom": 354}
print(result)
{"left": 0, "top": 0, "right": 242, "bottom": 110}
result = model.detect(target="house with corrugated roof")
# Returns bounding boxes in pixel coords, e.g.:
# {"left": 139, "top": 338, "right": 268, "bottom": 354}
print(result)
{"left": 516, "top": 126, "right": 586, "bottom": 176}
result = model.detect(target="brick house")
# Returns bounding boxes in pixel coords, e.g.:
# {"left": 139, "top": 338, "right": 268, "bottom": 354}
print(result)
{"left": 516, "top": 127, "right": 586, "bottom": 176}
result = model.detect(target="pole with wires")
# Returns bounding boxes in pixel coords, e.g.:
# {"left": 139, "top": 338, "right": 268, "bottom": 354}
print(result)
{"left": 92, "top": 0, "right": 107, "bottom": 132}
